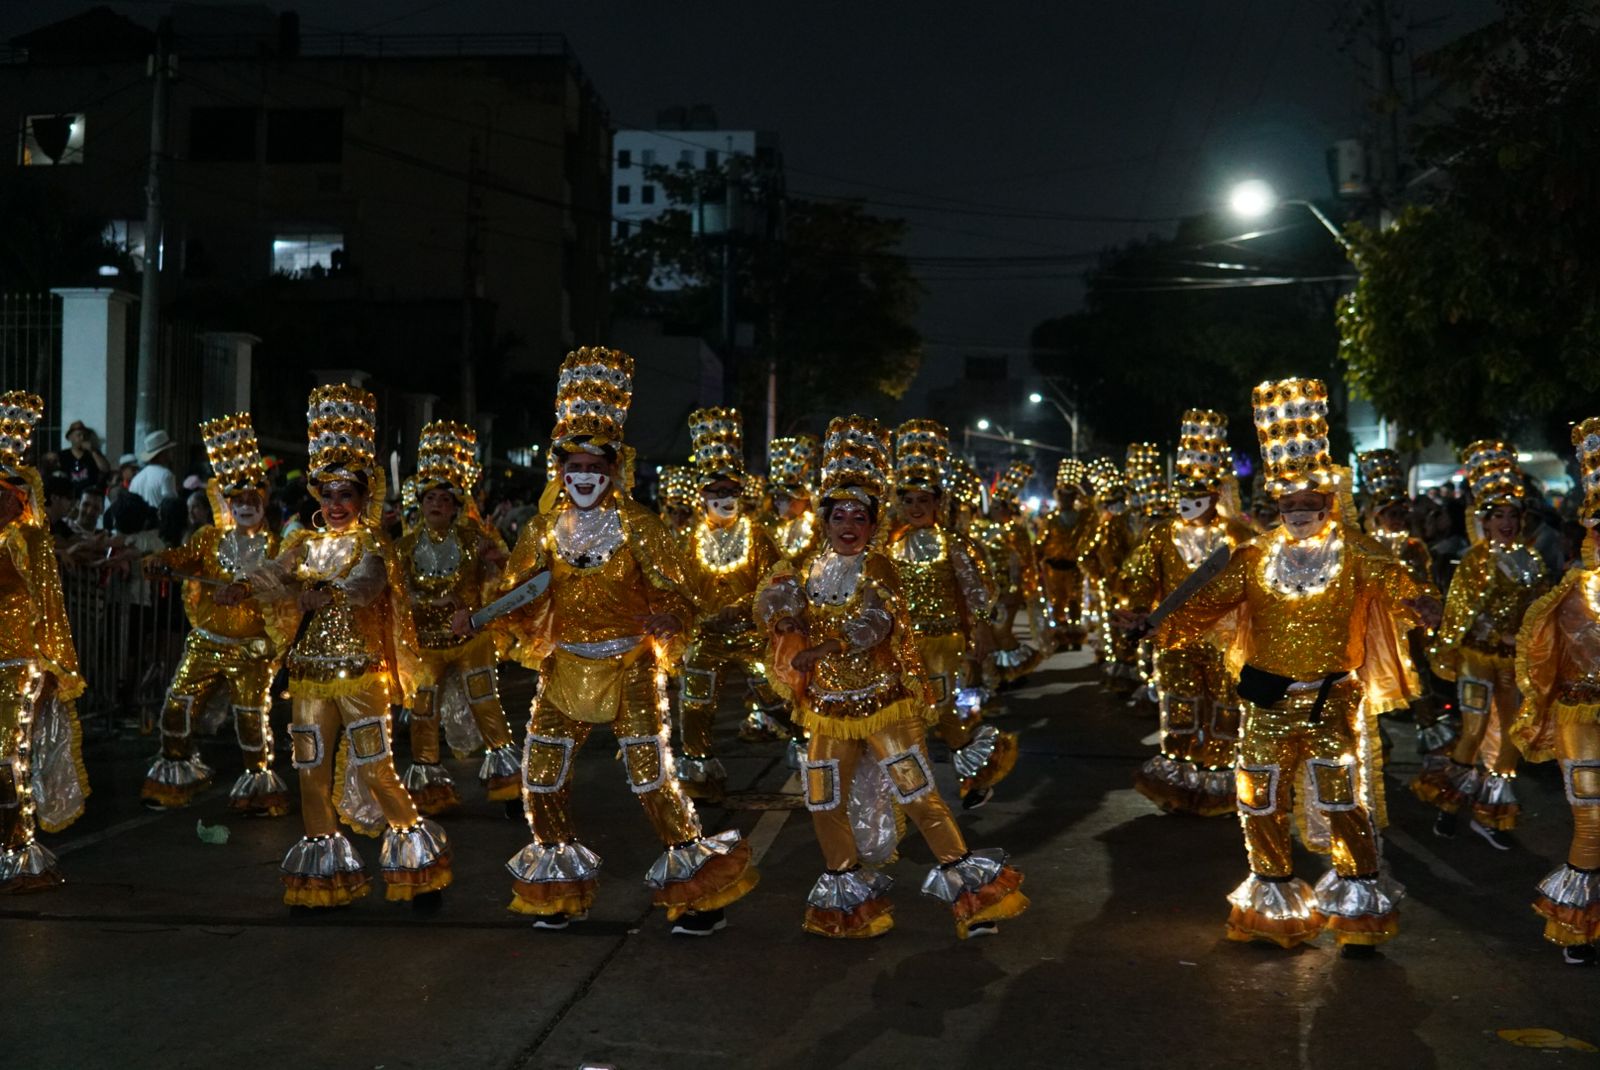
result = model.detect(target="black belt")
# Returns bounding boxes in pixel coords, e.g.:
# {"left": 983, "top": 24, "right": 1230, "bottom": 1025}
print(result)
{"left": 1237, "top": 665, "right": 1349, "bottom": 723}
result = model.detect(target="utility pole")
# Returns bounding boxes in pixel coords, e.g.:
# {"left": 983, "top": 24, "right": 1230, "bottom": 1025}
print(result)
{"left": 719, "top": 159, "right": 741, "bottom": 407}
{"left": 134, "top": 17, "right": 173, "bottom": 451}
{"left": 461, "top": 135, "right": 484, "bottom": 422}
{"left": 1369, "top": 0, "right": 1406, "bottom": 225}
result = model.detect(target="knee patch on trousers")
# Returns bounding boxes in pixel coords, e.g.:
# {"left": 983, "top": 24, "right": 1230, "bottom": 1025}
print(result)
{"left": 880, "top": 748, "right": 935, "bottom": 804}
{"left": 289, "top": 724, "right": 325, "bottom": 770}
{"left": 465, "top": 666, "right": 497, "bottom": 705}
{"left": 161, "top": 694, "right": 195, "bottom": 739}
{"left": 411, "top": 686, "right": 438, "bottom": 721}
{"left": 928, "top": 673, "right": 951, "bottom": 705}
{"left": 233, "top": 705, "right": 269, "bottom": 750}
{"left": 804, "top": 758, "right": 842, "bottom": 811}
{"left": 1562, "top": 759, "right": 1600, "bottom": 806}
{"left": 522, "top": 734, "right": 574, "bottom": 794}
{"left": 1161, "top": 695, "right": 1200, "bottom": 735}
{"left": 1458, "top": 677, "right": 1491, "bottom": 716}
{"left": 1306, "top": 757, "right": 1358, "bottom": 811}
{"left": 1236, "top": 762, "right": 1281, "bottom": 816}
{"left": 0, "top": 756, "right": 20, "bottom": 808}
{"left": 345, "top": 716, "right": 390, "bottom": 766}
{"left": 1209, "top": 703, "right": 1241, "bottom": 743}
{"left": 618, "top": 734, "right": 668, "bottom": 794}
{"left": 680, "top": 666, "right": 717, "bottom": 708}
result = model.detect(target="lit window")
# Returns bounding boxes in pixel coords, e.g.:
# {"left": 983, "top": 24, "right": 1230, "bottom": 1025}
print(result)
{"left": 616, "top": 185, "right": 632, "bottom": 204}
{"left": 641, "top": 185, "right": 656, "bottom": 205}
{"left": 103, "top": 220, "right": 150, "bottom": 269}
{"left": 20, "top": 113, "right": 86, "bottom": 165}
{"left": 272, "top": 232, "right": 344, "bottom": 277}
{"left": 617, "top": 148, "right": 632, "bottom": 169}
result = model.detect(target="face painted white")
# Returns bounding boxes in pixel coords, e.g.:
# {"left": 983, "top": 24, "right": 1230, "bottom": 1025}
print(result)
{"left": 1177, "top": 496, "right": 1214, "bottom": 521}
{"left": 705, "top": 496, "right": 739, "bottom": 520}
{"left": 1281, "top": 509, "right": 1330, "bottom": 540}
{"left": 563, "top": 472, "right": 611, "bottom": 509}
{"left": 229, "top": 501, "right": 264, "bottom": 530}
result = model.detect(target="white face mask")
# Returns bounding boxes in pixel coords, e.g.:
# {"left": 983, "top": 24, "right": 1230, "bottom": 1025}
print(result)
{"left": 1281, "top": 509, "right": 1330, "bottom": 539}
{"left": 564, "top": 471, "right": 611, "bottom": 509}
{"left": 229, "top": 501, "right": 263, "bottom": 529}
{"left": 705, "top": 496, "right": 739, "bottom": 520}
{"left": 1177, "top": 496, "right": 1214, "bottom": 522}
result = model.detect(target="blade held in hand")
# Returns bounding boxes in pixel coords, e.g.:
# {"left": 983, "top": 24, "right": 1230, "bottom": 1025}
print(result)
{"left": 1142, "top": 544, "right": 1231, "bottom": 634}
{"left": 470, "top": 571, "right": 552, "bottom": 630}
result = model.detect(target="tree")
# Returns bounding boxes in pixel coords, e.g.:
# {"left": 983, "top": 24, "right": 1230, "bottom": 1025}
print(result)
{"left": 1337, "top": 0, "right": 1600, "bottom": 448}
{"left": 612, "top": 163, "right": 922, "bottom": 428}
{"left": 1031, "top": 210, "right": 1352, "bottom": 459}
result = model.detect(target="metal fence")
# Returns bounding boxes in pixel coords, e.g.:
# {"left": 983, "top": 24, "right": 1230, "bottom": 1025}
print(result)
{"left": 61, "top": 563, "right": 190, "bottom": 735}
{"left": 0, "top": 292, "right": 63, "bottom": 453}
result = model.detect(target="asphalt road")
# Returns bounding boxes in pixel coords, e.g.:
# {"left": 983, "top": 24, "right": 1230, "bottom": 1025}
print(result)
{"left": 3, "top": 649, "right": 1595, "bottom": 1070}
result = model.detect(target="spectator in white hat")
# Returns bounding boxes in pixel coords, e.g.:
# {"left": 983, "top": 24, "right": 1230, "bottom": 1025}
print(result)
{"left": 129, "top": 430, "right": 179, "bottom": 509}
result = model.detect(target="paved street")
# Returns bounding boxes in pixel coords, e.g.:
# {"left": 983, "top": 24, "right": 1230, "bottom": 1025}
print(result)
{"left": 4, "top": 648, "right": 1596, "bottom": 1070}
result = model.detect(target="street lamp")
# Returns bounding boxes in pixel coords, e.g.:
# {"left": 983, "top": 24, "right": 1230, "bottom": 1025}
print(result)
{"left": 1026, "top": 387, "right": 1080, "bottom": 456}
{"left": 1226, "top": 179, "right": 1351, "bottom": 252}
{"left": 976, "top": 418, "right": 991, "bottom": 431}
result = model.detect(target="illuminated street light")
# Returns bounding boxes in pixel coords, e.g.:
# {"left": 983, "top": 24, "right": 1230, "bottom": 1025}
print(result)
{"left": 976, "top": 418, "right": 991, "bottom": 431}
{"left": 1228, "top": 179, "right": 1278, "bottom": 219}
{"left": 1028, "top": 391, "right": 1043, "bottom": 404}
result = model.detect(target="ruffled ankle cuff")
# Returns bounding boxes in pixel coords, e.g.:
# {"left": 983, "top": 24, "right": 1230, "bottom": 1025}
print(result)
{"left": 803, "top": 866, "right": 895, "bottom": 938}
{"left": 646, "top": 830, "right": 760, "bottom": 920}
{"left": 1225, "top": 874, "right": 1324, "bottom": 948}
{"left": 0, "top": 841, "right": 65, "bottom": 892}
{"left": 281, "top": 833, "right": 370, "bottom": 907}
{"left": 227, "top": 768, "right": 290, "bottom": 816}
{"left": 506, "top": 839, "right": 601, "bottom": 917}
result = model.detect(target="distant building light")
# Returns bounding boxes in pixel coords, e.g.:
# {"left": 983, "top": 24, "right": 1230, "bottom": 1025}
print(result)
{"left": 97, "top": 265, "right": 119, "bottom": 277}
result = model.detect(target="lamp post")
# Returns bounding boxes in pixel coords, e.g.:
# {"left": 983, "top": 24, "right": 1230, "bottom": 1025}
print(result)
{"left": 1227, "top": 179, "right": 1351, "bottom": 253}
{"left": 1027, "top": 388, "right": 1080, "bottom": 456}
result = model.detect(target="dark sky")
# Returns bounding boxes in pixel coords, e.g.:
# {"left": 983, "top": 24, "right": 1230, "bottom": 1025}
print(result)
{"left": 9, "top": 0, "right": 1501, "bottom": 409}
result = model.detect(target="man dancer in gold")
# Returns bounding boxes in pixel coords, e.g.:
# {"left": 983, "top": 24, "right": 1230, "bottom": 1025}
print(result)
{"left": 1037, "top": 460, "right": 1096, "bottom": 651}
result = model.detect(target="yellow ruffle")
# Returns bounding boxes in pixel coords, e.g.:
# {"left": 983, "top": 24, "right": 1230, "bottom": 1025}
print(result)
{"left": 796, "top": 696, "right": 925, "bottom": 741}
{"left": 288, "top": 671, "right": 393, "bottom": 701}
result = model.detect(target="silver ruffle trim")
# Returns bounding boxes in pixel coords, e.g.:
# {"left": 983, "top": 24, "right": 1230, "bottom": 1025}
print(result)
{"left": 1197, "top": 767, "right": 1234, "bottom": 799}
{"left": 1477, "top": 772, "right": 1519, "bottom": 807}
{"left": 1138, "top": 753, "right": 1197, "bottom": 789}
{"left": 280, "top": 832, "right": 365, "bottom": 879}
{"left": 380, "top": 817, "right": 450, "bottom": 874}
{"left": 1537, "top": 864, "right": 1600, "bottom": 909}
{"left": 1446, "top": 761, "right": 1482, "bottom": 797}
{"left": 1416, "top": 720, "right": 1458, "bottom": 753}
{"left": 228, "top": 768, "right": 288, "bottom": 806}
{"left": 786, "top": 738, "right": 805, "bottom": 771}
{"left": 505, "top": 839, "right": 603, "bottom": 884}
{"left": 0, "top": 841, "right": 62, "bottom": 884}
{"left": 920, "top": 847, "right": 1009, "bottom": 904}
{"left": 478, "top": 744, "right": 520, "bottom": 782}
{"left": 806, "top": 865, "right": 894, "bottom": 911}
{"left": 993, "top": 645, "right": 1037, "bottom": 671}
{"left": 403, "top": 762, "right": 457, "bottom": 792}
{"left": 1227, "top": 874, "right": 1319, "bottom": 920}
{"left": 675, "top": 754, "right": 729, "bottom": 785}
{"left": 643, "top": 828, "right": 742, "bottom": 889}
{"left": 145, "top": 754, "right": 215, "bottom": 789}
{"left": 1314, "top": 869, "right": 1402, "bottom": 918}
{"left": 952, "top": 723, "right": 1000, "bottom": 779}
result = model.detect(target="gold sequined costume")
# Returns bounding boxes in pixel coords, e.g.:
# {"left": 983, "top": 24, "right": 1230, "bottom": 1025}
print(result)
{"left": 0, "top": 391, "right": 88, "bottom": 892}
{"left": 767, "top": 434, "right": 822, "bottom": 562}
{"left": 247, "top": 385, "right": 452, "bottom": 908}
{"left": 1037, "top": 459, "right": 1096, "bottom": 650}
{"left": 142, "top": 413, "right": 287, "bottom": 815}
{"left": 397, "top": 421, "right": 519, "bottom": 814}
{"left": 983, "top": 461, "right": 1044, "bottom": 682}
{"left": 758, "top": 415, "right": 1027, "bottom": 939}
{"left": 499, "top": 349, "right": 758, "bottom": 924}
{"left": 1081, "top": 458, "right": 1140, "bottom": 690}
{"left": 887, "top": 421, "right": 1017, "bottom": 802}
{"left": 1412, "top": 444, "right": 1546, "bottom": 832}
{"left": 677, "top": 407, "right": 790, "bottom": 797}
{"left": 1161, "top": 379, "right": 1420, "bottom": 949}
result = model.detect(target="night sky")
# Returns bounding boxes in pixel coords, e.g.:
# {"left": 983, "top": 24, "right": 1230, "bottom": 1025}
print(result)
{"left": 8, "top": 0, "right": 1502, "bottom": 411}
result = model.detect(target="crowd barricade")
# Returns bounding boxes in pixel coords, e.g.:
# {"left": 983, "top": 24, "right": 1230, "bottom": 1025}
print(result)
{"left": 59, "top": 562, "right": 190, "bottom": 735}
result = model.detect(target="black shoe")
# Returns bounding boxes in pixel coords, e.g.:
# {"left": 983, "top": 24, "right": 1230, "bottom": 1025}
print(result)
{"left": 1433, "top": 810, "right": 1458, "bottom": 839}
{"left": 670, "top": 908, "right": 726, "bottom": 937}
{"left": 1468, "top": 820, "right": 1514, "bottom": 851}
{"left": 1562, "top": 944, "right": 1598, "bottom": 967}
{"left": 962, "top": 787, "right": 994, "bottom": 811}
{"left": 411, "top": 890, "right": 444, "bottom": 914}
{"left": 965, "top": 920, "right": 999, "bottom": 938}
{"left": 1340, "top": 942, "right": 1378, "bottom": 960}
{"left": 504, "top": 798, "right": 525, "bottom": 821}
{"left": 531, "top": 911, "right": 585, "bottom": 930}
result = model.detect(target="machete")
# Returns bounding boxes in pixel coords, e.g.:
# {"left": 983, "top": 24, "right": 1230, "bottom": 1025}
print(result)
{"left": 469, "top": 570, "right": 552, "bottom": 631}
{"left": 1133, "top": 543, "right": 1232, "bottom": 637}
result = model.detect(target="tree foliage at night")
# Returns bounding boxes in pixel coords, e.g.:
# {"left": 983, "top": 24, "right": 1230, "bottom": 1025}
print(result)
{"left": 1030, "top": 211, "right": 1350, "bottom": 457}
{"left": 1338, "top": 0, "right": 1600, "bottom": 448}
{"left": 611, "top": 163, "right": 922, "bottom": 428}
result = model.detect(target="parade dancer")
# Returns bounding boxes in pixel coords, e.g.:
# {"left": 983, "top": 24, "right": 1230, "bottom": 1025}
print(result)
{"left": 758, "top": 415, "right": 1028, "bottom": 939}
{"left": 220, "top": 384, "right": 451, "bottom": 909}
{"left": 395, "top": 421, "right": 520, "bottom": 815}
{"left": 1081, "top": 457, "right": 1139, "bottom": 692}
{"left": 1511, "top": 418, "right": 1600, "bottom": 965}
{"left": 886, "top": 421, "right": 1016, "bottom": 809}
{"left": 982, "top": 461, "right": 1044, "bottom": 682}
{"left": 656, "top": 465, "right": 697, "bottom": 548}
{"left": 492, "top": 348, "right": 758, "bottom": 934}
{"left": 1413, "top": 443, "right": 1547, "bottom": 847}
{"left": 676, "top": 407, "right": 789, "bottom": 798}
{"left": 141, "top": 413, "right": 288, "bottom": 816}
{"left": 0, "top": 392, "right": 89, "bottom": 892}
{"left": 1160, "top": 379, "right": 1436, "bottom": 954}
{"left": 1120, "top": 410, "right": 1254, "bottom": 816}
{"left": 1037, "top": 459, "right": 1095, "bottom": 651}
{"left": 767, "top": 433, "right": 823, "bottom": 562}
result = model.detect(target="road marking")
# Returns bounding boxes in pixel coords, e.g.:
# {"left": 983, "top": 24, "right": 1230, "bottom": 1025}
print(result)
{"left": 746, "top": 772, "right": 799, "bottom": 865}
{"left": 1383, "top": 826, "right": 1476, "bottom": 889}
{"left": 53, "top": 810, "right": 175, "bottom": 857}
{"left": 1139, "top": 730, "right": 1162, "bottom": 746}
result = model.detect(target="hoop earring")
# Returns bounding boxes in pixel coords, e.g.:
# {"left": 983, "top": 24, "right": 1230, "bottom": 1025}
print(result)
{"left": 312, "top": 509, "right": 326, "bottom": 529}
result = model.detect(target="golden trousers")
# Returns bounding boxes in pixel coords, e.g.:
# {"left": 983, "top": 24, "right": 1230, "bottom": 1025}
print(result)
{"left": 805, "top": 720, "right": 967, "bottom": 871}
{"left": 289, "top": 684, "right": 420, "bottom": 839}
{"left": 922, "top": 633, "right": 976, "bottom": 749}
{"left": 1559, "top": 722, "right": 1600, "bottom": 871}
{"left": 522, "top": 656, "right": 702, "bottom": 848}
{"left": 0, "top": 662, "right": 44, "bottom": 854}
{"left": 1043, "top": 562, "right": 1084, "bottom": 632}
{"left": 408, "top": 639, "right": 516, "bottom": 763}
{"left": 158, "top": 632, "right": 274, "bottom": 769}
{"left": 679, "top": 626, "right": 788, "bottom": 758}
{"left": 1155, "top": 644, "right": 1240, "bottom": 769}
{"left": 1236, "top": 685, "right": 1380, "bottom": 879}
{"left": 1413, "top": 650, "right": 1521, "bottom": 828}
